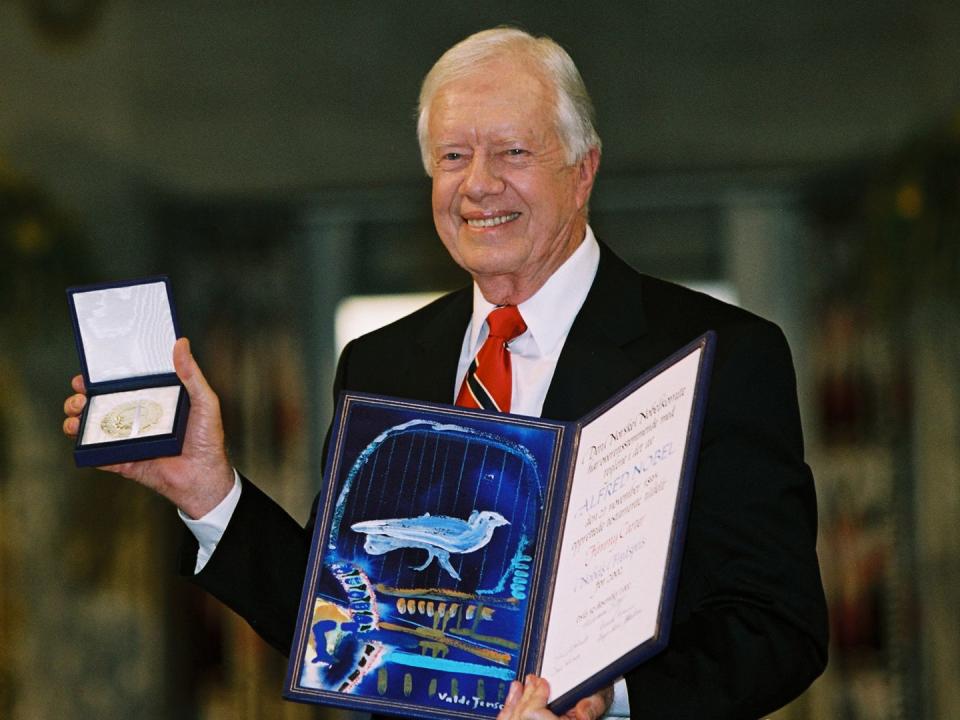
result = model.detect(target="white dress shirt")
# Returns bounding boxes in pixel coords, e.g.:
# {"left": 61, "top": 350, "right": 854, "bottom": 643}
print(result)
{"left": 455, "top": 226, "right": 599, "bottom": 417}
{"left": 181, "top": 226, "right": 629, "bottom": 717}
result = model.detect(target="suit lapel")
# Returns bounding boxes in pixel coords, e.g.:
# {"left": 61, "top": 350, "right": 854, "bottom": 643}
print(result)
{"left": 543, "top": 243, "right": 658, "bottom": 420}
{"left": 406, "top": 287, "right": 472, "bottom": 404}
{"left": 402, "top": 245, "right": 665, "bottom": 419}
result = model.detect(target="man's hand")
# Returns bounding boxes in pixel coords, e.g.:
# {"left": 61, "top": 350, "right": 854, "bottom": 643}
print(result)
{"left": 63, "top": 337, "right": 235, "bottom": 519}
{"left": 497, "top": 675, "right": 613, "bottom": 720}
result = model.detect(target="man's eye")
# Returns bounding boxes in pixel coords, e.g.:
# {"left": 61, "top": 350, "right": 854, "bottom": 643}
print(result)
{"left": 506, "top": 148, "right": 527, "bottom": 156}
{"left": 442, "top": 152, "right": 462, "bottom": 161}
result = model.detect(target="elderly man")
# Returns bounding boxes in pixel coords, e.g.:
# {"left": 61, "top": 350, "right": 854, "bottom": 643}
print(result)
{"left": 64, "top": 27, "right": 827, "bottom": 720}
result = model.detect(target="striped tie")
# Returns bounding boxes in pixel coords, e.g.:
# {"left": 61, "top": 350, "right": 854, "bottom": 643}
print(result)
{"left": 456, "top": 305, "right": 527, "bottom": 413}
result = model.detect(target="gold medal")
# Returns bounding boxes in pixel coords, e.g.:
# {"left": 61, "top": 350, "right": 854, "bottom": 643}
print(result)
{"left": 99, "top": 399, "right": 164, "bottom": 439}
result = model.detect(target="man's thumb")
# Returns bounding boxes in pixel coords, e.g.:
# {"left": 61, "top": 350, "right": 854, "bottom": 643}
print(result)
{"left": 173, "top": 337, "right": 211, "bottom": 403}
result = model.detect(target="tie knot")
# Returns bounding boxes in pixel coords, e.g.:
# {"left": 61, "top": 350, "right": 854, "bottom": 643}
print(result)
{"left": 486, "top": 305, "right": 526, "bottom": 341}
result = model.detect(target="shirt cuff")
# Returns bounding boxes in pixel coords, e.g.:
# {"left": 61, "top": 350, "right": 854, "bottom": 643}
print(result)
{"left": 178, "top": 469, "right": 243, "bottom": 574}
{"left": 603, "top": 677, "right": 630, "bottom": 719}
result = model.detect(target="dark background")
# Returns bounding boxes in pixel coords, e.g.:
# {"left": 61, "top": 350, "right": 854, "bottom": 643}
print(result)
{"left": 1, "top": 2, "right": 958, "bottom": 718}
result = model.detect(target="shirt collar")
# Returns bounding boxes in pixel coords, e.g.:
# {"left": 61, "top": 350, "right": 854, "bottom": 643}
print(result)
{"left": 467, "top": 226, "right": 600, "bottom": 358}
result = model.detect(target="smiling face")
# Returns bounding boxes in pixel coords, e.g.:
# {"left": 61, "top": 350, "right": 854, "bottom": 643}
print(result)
{"left": 427, "top": 58, "right": 599, "bottom": 305}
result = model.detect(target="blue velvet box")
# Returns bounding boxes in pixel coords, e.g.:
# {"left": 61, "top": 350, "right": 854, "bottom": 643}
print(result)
{"left": 67, "top": 276, "right": 190, "bottom": 468}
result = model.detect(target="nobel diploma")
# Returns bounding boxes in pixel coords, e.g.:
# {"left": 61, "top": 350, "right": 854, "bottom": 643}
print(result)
{"left": 539, "top": 348, "right": 703, "bottom": 703}
{"left": 285, "top": 335, "right": 713, "bottom": 719}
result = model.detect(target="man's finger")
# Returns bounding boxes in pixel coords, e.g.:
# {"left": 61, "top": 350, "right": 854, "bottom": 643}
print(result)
{"left": 172, "top": 337, "right": 215, "bottom": 406}
{"left": 504, "top": 681, "right": 522, "bottom": 707}
{"left": 172, "top": 337, "right": 197, "bottom": 386}
{"left": 497, "top": 681, "right": 522, "bottom": 719}
{"left": 63, "top": 416, "right": 79, "bottom": 437}
{"left": 565, "top": 688, "right": 612, "bottom": 720}
{"left": 63, "top": 393, "right": 86, "bottom": 416}
{"left": 517, "top": 675, "right": 551, "bottom": 717}
{"left": 71, "top": 374, "right": 86, "bottom": 393}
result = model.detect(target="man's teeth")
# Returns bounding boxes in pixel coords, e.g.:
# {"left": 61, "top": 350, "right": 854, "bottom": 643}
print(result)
{"left": 466, "top": 213, "right": 520, "bottom": 228}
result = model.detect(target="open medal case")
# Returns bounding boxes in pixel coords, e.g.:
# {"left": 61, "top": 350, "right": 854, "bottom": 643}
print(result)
{"left": 66, "top": 276, "right": 190, "bottom": 467}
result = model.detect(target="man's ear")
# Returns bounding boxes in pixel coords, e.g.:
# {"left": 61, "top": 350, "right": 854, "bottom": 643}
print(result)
{"left": 575, "top": 146, "right": 601, "bottom": 209}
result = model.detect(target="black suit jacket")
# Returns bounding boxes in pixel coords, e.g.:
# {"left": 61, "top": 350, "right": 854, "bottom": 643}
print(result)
{"left": 185, "top": 243, "right": 828, "bottom": 719}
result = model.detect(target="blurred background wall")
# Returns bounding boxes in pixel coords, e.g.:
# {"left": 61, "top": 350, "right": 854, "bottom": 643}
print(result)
{"left": 1, "top": 2, "right": 958, "bottom": 718}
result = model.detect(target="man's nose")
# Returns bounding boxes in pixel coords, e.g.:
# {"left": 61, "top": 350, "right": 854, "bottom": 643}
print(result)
{"left": 459, "top": 155, "right": 505, "bottom": 199}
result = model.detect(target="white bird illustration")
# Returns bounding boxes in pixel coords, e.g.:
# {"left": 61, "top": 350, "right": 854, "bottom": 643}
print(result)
{"left": 351, "top": 510, "right": 510, "bottom": 581}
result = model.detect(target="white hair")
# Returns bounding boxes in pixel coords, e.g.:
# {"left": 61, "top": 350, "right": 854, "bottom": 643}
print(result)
{"left": 416, "top": 27, "right": 602, "bottom": 176}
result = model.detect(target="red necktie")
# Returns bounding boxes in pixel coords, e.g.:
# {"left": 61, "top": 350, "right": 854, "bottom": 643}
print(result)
{"left": 456, "top": 305, "right": 527, "bottom": 413}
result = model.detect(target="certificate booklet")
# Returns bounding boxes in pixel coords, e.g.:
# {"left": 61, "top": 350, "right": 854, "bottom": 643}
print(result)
{"left": 285, "top": 333, "right": 715, "bottom": 719}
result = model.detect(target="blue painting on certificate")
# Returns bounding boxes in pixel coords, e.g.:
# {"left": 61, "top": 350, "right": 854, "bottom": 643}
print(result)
{"left": 288, "top": 394, "right": 566, "bottom": 718}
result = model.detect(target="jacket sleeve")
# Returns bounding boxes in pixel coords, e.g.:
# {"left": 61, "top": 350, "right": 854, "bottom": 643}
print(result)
{"left": 178, "top": 341, "right": 357, "bottom": 654}
{"left": 179, "top": 475, "right": 312, "bottom": 653}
